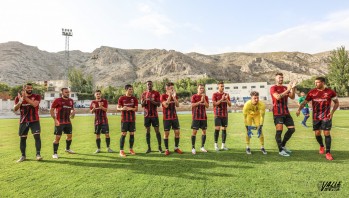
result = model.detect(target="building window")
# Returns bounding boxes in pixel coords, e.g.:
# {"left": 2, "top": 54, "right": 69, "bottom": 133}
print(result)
{"left": 225, "top": 87, "right": 230, "bottom": 90}
{"left": 242, "top": 86, "right": 247, "bottom": 89}
{"left": 234, "top": 86, "right": 238, "bottom": 89}
{"left": 251, "top": 86, "right": 256, "bottom": 88}
{"left": 208, "top": 87, "right": 213, "bottom": 90}
{"left": 71, "top": 94, "right": 75, "bottom": 97}
{"left": 260, "top": 85, "right": 265, "bottom": 88}
{"left": 50, "top": 93, "right": 54, "bottom": 97}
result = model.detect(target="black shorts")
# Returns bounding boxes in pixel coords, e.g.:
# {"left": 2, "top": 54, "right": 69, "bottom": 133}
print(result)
{"left": 18, "top": 121, "right": 41, "bottom": 136}
{"left": 273, "top": 115, "right": 294, "bottom": 127}
{"left": 144, "top": 117, "right": 159, "bottom": 128}
{"left": 214, "top": 117, "right": 228, "bottom": 127}
{"left": 121, "top": 122, "right": 136, "bottom": 132}
{"left": 191, "top": 120, "right": 207, "bottom": 130}
{"left": 313, "top": 120, "right": 332, "bottom": 131}
{"left": 95, "top": 124, "right": 109, "bottom": 134}
{"left": 54, "top": 124, "right": 73, "bottom": 135}
{"left": 163, "top": 119, "right": 180, "bottom": 131}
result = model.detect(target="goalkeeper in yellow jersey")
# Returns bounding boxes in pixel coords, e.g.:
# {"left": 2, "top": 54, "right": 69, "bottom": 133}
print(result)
{"left": 243, "top": 91, "right": 267, "bottom": 155}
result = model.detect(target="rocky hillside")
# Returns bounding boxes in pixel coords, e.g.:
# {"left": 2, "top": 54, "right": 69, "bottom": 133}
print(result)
{"left": 0, "top": 41, "right": 331, "bottom": 87}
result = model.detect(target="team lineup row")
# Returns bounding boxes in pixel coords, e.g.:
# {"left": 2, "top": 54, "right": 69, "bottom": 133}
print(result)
{"left": 14, "top": 72, "right": 339, "bottom": 162}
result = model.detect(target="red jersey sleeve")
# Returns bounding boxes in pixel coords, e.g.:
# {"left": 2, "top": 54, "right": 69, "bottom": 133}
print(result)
{"left": 155, "top": 92, "right": 160, "bottom": 102}
{"left": 51, "top": 99, "right": 59, "bottom": 108}
{"left": 205, "top": 96, "right": 209, "bottom": 103}
{"left": 134, "top": 98, "right": 138, "bottom": 106}
{"left": 191, "top": 95, "right": 196, "bottom": 103}
{"left": 104, "top": 100, "right": 108, "bottom": 108}
{"left": 118, "top": 97, "right": 123, "bottom": 106}
{"left": 305, "top": 91, "right": 313, "bottom": 101}
{"left": 90, "top": 101, "right": 94, "bottom": 110}
{"left": 270, "top": 86, "right": 276, "bottom": 96}
{"left": 212, "top": 93, "right": 217, "bottom": 102}
{"left": 14, "top": 96, "right": 19, "bottom": 105}
{"left": 331, "top": 90, "right": 338, "bottom": 100}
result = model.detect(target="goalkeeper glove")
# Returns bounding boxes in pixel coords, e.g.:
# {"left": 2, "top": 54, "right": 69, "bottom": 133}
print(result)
{"left": 247, "top": 126, "right": 254, "bottom": 138}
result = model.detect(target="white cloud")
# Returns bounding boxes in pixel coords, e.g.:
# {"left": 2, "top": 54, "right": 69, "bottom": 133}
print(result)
{"left": 235, "top": 10, "right": 349, "bottom": 53}
{"left": 129, "top": 3, "right": 174, "bottom": 36}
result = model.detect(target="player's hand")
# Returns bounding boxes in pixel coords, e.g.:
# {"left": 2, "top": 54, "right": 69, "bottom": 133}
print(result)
{"left": 17, "top": 93, "right": 23, "bottom": 103}
{"left": 247, "top": 126, "right": 254, "bottom": 138}
{"left": 70, "top": 111, "right": 75, "bottom": 119}
{"left": 98, "top": 102, "right": 102, "bottom": 107}
{"left": 290, "top": 80, "right": 297, "bottom": 89}
{"left": 92, "top": 103, "right": 96, "bottom": 108}
{"left": 172, "top": 90, "right": 176, "bottom": 98}
{"left": 296, "top": 110, "right": 300, "bottom": 117}
{"left": 257, "top": 125, "right": 263, "bottom": 138}
{"left": 328, "top": 112, "right": 333, "bottom": 120}
{"left": 122, "top": 106, "right": 128, "bottom": 111}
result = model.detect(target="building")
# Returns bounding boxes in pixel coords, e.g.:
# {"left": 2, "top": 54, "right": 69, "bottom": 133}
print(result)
{"left": 36, "top": 80, "right": 78, "bottom": 108}
{"left": 205, "top": 82, "right": 271, "bottom": 104}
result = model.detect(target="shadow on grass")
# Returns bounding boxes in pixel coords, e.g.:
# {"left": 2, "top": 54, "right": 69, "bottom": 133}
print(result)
{"left": 38, "top": 149, "right": 348, "bottom": 180}
{"left": 41, "top": 154, "right": 252, "bottom": 180}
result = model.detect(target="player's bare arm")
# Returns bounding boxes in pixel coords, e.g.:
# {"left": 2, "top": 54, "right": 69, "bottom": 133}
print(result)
{"left": 329, "top": 99, "right": 339, "bottom": 119}
{"left": 296, "top": 100, "right": 309, "bottom": 117}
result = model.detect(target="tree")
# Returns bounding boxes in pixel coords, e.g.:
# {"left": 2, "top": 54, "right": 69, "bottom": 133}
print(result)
{"left": 68, "top": 68, "right": 94, "bottom": 94}
{"left": 328, "top": 46, "right": 349, "bottom": 96}
{"left": 0, "top": 83, "right": 10, "bottom": 92}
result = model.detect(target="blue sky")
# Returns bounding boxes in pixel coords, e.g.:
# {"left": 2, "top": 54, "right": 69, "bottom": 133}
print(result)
{"left": 1, "top": 0, "right": 349, "bottom": 54}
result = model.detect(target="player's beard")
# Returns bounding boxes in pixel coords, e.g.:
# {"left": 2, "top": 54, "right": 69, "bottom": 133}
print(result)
{"left": 63, "top": 95, "right": 69, "bottom": 99}
{"left": 26, "top": 90, "right": 32, "bottom": 95}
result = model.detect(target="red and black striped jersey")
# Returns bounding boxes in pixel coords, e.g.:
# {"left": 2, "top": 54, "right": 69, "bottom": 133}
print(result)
{"left": 118, "top": 96, "right": 138, "bottom": 122}
{"left": 90, "top": 99, "right": 108, "bottom": 125}
{"left": 270, "top": 85, "right": 290, "bottom": 116}
{"left": 161, "top": 94, "right": 178, "bottom": 120}
{"left": 191, "top": 94, "right": 208, "bottom": 120}
{"left": 305, "top": 88, "right": 337, "bottom": 120}
{"left": 15, "top": 94, "right": 41, "bottom": 123}
{"left": 51, "top": 98, "right": 74, "bottom": 125}
{"left": 212, "top": 92, "right": 230, "bottom": 117}
{"left": 141, "top": 90, "right": 160, "bottom": 118}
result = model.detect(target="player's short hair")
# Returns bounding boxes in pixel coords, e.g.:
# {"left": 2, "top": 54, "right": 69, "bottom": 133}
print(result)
{"left": 275, "top": 72, "right": 283, "bottom": 76}
{"left": 146, "top": 80, "right": 152, "bottom": 84}
{"left": 95, "top": 90, "right": 101, "bottom": 93}
{"left": 315, "top": 77, "right": 326, "bottom": 83}
{"left": 197, "top": 84, "right": 204, "bottom": 87}
{"left": 26, "top": 83, "right": 33, "bottom": 87}
{"left": 166, "top": 82, "right": 174, "bottom": 87}
{"left": 61, "top": 87, "right": 69, "bottom": 92}
{"left": 125, "top": 84, "right": 133, "bottom": 90}
{"left": 250, "top": 91, "right": 259, "bottom": 97}
{"left": 217, "top": 81, "right": 224, "bottom": 85}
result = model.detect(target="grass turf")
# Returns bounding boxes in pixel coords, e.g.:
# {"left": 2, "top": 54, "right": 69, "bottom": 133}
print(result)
{"left": 0, "top": 112, "right": 348, "bottom": 197}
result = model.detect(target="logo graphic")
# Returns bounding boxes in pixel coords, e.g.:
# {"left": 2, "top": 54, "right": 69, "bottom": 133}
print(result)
{"left": 317, "top": 181, "right": 341, "bottom": 191}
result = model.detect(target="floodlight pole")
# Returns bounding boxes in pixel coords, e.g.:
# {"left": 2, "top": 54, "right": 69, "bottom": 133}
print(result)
{"left": 62, "top": 28, "right": 73, "bottom": 79}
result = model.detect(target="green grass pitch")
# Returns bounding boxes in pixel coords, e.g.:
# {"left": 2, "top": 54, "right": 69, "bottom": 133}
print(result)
{"left": 0, "top": 112, "right": 348, "bottom": 197}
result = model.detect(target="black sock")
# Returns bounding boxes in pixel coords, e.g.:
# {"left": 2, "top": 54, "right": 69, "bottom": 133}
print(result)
{"left": 34, "top": 134, "right": 41, "bottom": 155}
{"left": 222, "top": 130, "right": 227, "bottom": 143}
{"left": 275, "top": 130, "right": 283, "bottom": 152}
{"left": 53, "top": 143, "right": 59, "bottom": 154}
{"left": 164, "top": 139, "right": 169, "bottom": 149}
{"left": 175, "top": 137, "right": 180, "bottom": 148}
{"left": 120, "top": 135, "right": 126, "bottom": 150}
{"left": 282, "top": 128, "right": 295, "bottom": 147}
{"left": 20, "top": 137, "right": 27, "bottom": 156}
{"left": 191, "top": 136, "right": 196, "bottom": 149}
{"left": 96, "top": 138, "right": 101, "bottom": 149}
{"left": 325, "top": 135, "right": 331, "bottom": 153}
{"left": 214, "top": 130, "right": 219, "bottom": 143}
{"left": 316, "top": 135, "right": 324, "bottom": 147}
{"left": 146, "top": 133, "right": 151, "bottom": 149}
{"left": 202, "top": 135, "right": 206, "bottom": 147}
{"left": 106, "top": 137, "right": 110, "bottom": 148}
{"left": 66, "top": 140, "right": 72, "bottom": 150}
{"left": 156, "top": 133, "right": 162, "bottom": 146}
{"left": 129, "top": 135, "right": 135, "bottom": 149}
